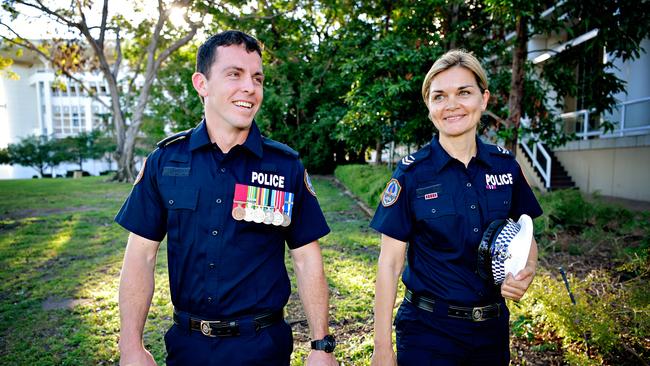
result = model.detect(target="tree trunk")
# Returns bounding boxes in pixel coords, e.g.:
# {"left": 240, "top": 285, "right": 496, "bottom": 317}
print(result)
{"left": 374, "top": 138, "right": 383, "bottom": 164}
{"left": 506, "top": 15, "right": 529, "bottom": 155}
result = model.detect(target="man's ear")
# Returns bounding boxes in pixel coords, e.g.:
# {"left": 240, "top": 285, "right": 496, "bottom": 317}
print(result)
{"left": 192, "top": 72, "right": 208, "bottom": 97}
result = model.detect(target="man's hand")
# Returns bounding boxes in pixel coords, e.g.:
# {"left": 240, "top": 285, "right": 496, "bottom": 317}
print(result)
{"left": 501, "top": 265, "right": 535, "bottom": 301}
{"left": 370, "top": 345, "right": 397, "bottom": 366}
{"left": 306, "top": 350, "right": 338, "bottom": 366}
{"left": 119, "top": 346, "right": 157, "bottom": 366}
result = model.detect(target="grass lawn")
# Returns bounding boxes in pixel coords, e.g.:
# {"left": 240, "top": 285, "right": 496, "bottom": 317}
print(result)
{"left": 0, "top": 175, "right": 382, "bottom": 365}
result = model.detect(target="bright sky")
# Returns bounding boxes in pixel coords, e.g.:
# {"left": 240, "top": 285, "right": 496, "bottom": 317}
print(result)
{"left": 1, "top": 0, "right": 199, "bottom": 40}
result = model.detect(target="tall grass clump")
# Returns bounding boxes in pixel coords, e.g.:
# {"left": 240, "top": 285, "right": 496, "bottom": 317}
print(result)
{"left": 334, "top": 164, "right": 391, "bottom": 208}
{"left": 513, "top": 188, "right": 649, "bottom": 364}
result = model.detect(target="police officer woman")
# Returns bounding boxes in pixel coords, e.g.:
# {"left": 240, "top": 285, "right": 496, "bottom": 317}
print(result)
{"left": 369, "top": 50, "right": 543, "bottom": 365}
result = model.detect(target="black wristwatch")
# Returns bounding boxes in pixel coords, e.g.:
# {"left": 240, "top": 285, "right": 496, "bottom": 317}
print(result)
{"left": 311, "top": 334, "right": 336, "bottom": 353}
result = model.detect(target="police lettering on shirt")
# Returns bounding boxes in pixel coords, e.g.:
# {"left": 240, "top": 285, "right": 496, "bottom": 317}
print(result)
{"left": 485, "top": 173, "right": 513, "bottom": 189}
{"left": 251, "top": 171, "right": 285, "bottom": 189}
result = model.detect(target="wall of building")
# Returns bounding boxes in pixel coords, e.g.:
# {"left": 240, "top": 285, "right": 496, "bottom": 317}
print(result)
{"left": 554, "top": 135, "right": 650, "bottom": 202}
{"left": 0, "top": 62, "right": 40, "bottom": 148}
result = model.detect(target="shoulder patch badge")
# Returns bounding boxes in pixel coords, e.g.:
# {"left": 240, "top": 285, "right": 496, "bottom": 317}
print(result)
{"left": 304, "top": 170, "right": 317, "bottom": 196}
{"left": 381, "top": 178, "right": 402, "bottom": 207}
{"left": 133, "top": 158, "right": 147, "bottom": 186}
{"left": 401, "top": 155, "right": 415, "bottom": 166}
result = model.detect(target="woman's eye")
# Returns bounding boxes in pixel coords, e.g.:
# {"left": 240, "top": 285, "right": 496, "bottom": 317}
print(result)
{"left": 433, "top": 95, "right": 444, "bottom": 102}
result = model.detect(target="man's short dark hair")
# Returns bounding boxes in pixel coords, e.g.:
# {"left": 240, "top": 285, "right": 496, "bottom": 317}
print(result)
{"left": 196, "top": 30, "right": 263, "bottom": 78}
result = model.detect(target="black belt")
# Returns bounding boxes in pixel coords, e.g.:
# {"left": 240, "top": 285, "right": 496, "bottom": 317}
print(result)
{"left": 405, "top": 289, "right": 501, "bottom": 322}
{"left": 173, "top": 309, "right": 284, "bottom": 337}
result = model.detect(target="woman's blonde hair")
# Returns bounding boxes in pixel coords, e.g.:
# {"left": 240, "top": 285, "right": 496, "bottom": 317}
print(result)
{"left": 421, "top": 49, "right": 488, "bottom": 105}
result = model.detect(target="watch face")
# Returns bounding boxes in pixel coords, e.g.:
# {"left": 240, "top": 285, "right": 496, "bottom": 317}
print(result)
{"left": 312, "top": 334, "right": 336, "bottom": 353}
{"left": 324, "top": 334, "right": 336, "bottom": 353}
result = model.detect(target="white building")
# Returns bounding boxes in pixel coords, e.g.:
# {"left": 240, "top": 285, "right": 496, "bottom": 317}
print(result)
{"left": 514, "top": 6, "right": 650, "bottom": 203}
{"left": 0, "top": 45, "right": 114, "bottom": 179}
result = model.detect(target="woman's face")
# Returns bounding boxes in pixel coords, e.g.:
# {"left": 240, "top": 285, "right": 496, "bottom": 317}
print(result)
{"left": 427, "top": 66, "right": 489, "bottom": 139}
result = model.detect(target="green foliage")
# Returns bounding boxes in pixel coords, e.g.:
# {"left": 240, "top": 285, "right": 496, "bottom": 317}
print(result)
{"left": 147, "top": 43, "right": 203, "bottom": 134}
{"left": 510, "top": 267, "right": 649, "bottom": 364}
{"left": 2, "top": 135, "right": 66, "bottom": 176}
{"left": 334, "top": 164, "right": 391, "bottom": 209}
{"left": 58, "top": 130, "right": 114, "bottom": 171}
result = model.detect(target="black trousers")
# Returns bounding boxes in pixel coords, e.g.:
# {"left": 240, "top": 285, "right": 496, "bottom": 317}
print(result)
{"left": 395, "top": 301, "right": 510, "bottom": 366}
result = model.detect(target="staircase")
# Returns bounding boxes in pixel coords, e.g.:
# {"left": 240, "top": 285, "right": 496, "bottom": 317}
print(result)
{"left": 519, "top": 141, "right": 576, "bottom": 191}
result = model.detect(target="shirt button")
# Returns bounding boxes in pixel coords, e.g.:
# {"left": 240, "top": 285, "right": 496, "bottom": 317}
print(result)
{"left": 503, "top": 200, "right": 509, "bottom": 205}
{"left": 473, "top": 227, "right": 479, "bottom": 233}
{"left": 207, "top": 297, "right": 213, "bottom": 303}
{"left": 431, "top": 208, "right": 436, "bottom": 214}
{"left": 168, "top": 199, "right": 174, "bottom": 205}
{"left": 212, "top": 230, "right": 219, "bottom": 236}
{"left": 470, "top": 204, "right": 476, "bottom": 210}
{"left": 220, "top": 167, "right": 226, "bottom": 173}
{"left": 209, "top": 263, "right": 215, "bottom": 269}
{"left": 216, "top": 198, "right": 222, "bottom": 204}
{"left": 466, "top": 182, "right": 472, "bottom": 187}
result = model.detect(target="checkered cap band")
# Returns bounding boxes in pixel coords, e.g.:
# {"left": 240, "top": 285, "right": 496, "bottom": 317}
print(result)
{"left": 490, "top": 219, "right": 521, "bottom": 284}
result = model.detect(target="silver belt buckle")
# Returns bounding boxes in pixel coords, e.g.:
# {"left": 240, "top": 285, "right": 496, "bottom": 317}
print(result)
{"left": 200, "top": 320, "right": 216, "bottom": 337}
{"left": 471, "top": 307, "right": 484, "bottom": 321}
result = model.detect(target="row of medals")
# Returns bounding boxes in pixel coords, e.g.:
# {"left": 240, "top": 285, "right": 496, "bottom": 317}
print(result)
{"left": 232, "top": 203, "right": 291, "bottom": 227}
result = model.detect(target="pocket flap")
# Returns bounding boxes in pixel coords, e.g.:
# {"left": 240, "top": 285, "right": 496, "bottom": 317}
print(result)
{"left": 160, "top": 187, "right": 199, "bottom": 210}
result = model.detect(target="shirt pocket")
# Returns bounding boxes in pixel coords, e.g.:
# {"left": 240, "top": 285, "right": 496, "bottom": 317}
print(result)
{"left": 486, "top": 188, "right": 512, "bottom": 222}
{"left": 413, "top": 185, "right": 456, "bottom": 221}
{"left": 160, "top": 186, "right": 199, "bottom": 246}
{"left": 411, "top": 186, "right": 457, "bottom": 250}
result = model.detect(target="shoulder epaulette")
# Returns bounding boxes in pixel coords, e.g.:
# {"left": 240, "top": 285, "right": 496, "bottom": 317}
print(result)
{"left": 156, "top": 129, "right": 192, "bottom": 148}
{"left": 398, "top": 144, "right": 432, "bottom": 171}
{"left": 262, "top": 137, "right": 299, "bottom": 158}
{"left": 485, "top": 143, "right": 514, "bottom": 158}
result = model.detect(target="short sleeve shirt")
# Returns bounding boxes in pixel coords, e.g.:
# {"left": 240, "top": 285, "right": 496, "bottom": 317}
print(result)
{"left": 370, "top": 135, "right": 543, "bottom": 305}
{"left": 115, "top": 121, "right": 330, "bottom": 318}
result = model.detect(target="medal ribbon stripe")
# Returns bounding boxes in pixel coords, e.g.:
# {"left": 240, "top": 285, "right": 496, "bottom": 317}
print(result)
{"left": 284, "top": 192, "right": 294, "bottom": 217}
{"left": 234, "top": 184, "right": 248, "bottom": 207}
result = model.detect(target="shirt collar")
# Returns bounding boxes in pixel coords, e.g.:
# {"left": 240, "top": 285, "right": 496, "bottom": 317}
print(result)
{"left": 474, "top": 136, "right": 493, "bottom": 168}
{"left": 189, "top": 119, "right": 264, "bottom": 159}
{"left": 429, "top": 134, "right": 492, "bottom": 172}
{"left": 429, "top": 135, "right": 454, "bottom": 173}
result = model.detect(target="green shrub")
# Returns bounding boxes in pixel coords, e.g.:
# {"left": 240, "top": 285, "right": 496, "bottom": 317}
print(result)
{"left": 510, "top": 268, "right": 649, "bottom": 364}
{"left": 334, "top": 164, "right": 391, "bottom": 208}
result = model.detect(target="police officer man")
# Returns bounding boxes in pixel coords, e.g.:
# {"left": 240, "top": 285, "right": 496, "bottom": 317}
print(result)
{"left": 370, "top": 50, "right": 542, "bottom": 365}
{"left": 116, "top": 30, "right": 338, "bottom": 366}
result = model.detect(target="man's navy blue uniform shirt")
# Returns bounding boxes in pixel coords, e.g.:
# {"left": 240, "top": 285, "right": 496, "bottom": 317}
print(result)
{"left": 115, "top": 120, "right": 330, "bottom": 318}
{"left": 370, "top": 135, "right": 543, "bottom": 306}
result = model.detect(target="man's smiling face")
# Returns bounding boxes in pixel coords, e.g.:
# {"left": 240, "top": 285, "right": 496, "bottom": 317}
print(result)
{"left": 199, "top": 44, "right": 264, "bottom": 131}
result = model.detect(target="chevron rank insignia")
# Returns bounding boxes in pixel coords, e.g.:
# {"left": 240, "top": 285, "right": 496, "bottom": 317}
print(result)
{"left": 401, "top": 155, "right": 415, "bottom": 165}
{"left": 381, "top": 179, "right": 402, "bottom": 207}
{"left": 496, "top": 145, "right": 511, "bottom": 155}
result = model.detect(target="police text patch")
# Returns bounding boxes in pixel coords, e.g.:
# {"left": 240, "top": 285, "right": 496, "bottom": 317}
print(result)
{"left": 381, "top": 179, "right": 402, "bottom": 207}
{"left": 251, "top": 171, "right": 285, "bottom": 188}
{"left": 485, "top": 173, "right": 513, "bottom": 189}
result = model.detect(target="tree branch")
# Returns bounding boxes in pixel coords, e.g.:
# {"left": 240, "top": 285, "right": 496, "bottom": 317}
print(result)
{"left": 0, "top": 29, "right": 109, "bottom": 108}
{"left": 98, "top": 0, "right": 109, "bottom": 50}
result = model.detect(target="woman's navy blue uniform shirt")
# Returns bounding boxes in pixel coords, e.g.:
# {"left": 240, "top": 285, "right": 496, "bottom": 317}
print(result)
{"left": 370, "top": 135, "right": 543, "bottom": 306}
{"left": 115, "top": 121, "right": 330, "bottom": 318}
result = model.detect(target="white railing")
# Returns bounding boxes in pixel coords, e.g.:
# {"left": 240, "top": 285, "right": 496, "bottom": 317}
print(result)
{"left": 520, "top": 136, "right": 552, "bottom": 189}
{"left": 560, "top": 97, "right": 650, "bottom": 139}
{"left": 519, "top": 117, "right": 553, "bottom": 189}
